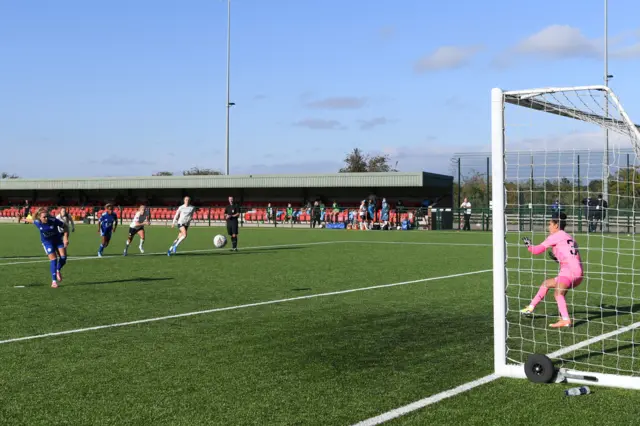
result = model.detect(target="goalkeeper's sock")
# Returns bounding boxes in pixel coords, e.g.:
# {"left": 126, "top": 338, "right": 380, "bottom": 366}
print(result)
{"left": 555, "top": 293, "right": 570, "bottom": 320}
{"left": 58, "top": 256, "right": 67, "bottom": 270}
{"left": 530, "top": 285, "right": 549, "bottom": 308}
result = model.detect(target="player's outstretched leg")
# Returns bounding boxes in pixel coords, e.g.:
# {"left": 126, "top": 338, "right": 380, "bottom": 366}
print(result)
{"left": 169, "top": 226, "right": 187, "bottom": 255}
{"left": 520, "top": 278, "right": 554, "bottom": 315}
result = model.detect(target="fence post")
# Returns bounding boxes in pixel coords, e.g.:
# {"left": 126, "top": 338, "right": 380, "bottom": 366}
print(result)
{"left": 627, "top": 153, "right": 631, "bottom": 235}
{"left": 486, "top": 156, "right": 490, "bottom": 210}
{"left": 577, "top": 154, "right": 582, "bottom": 233}
{"left": 457, "top": 157, "right": 461, "bottom": 231}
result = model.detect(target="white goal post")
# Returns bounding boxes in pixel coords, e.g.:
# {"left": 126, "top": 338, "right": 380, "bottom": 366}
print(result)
{"left": 491, "top": 85, "right": 640, "bottom": 390}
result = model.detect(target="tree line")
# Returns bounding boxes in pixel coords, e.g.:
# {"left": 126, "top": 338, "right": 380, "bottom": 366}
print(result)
{"left": 455, "top": 167, "right": 640, "bottom": 212}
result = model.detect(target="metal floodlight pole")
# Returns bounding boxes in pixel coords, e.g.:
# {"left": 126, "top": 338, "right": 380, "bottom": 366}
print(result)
{"left": 603, "top": 0, "right": 610, "bottom": 202}
{"left": 225, "top": 0, "right": 233, "bottom": 175}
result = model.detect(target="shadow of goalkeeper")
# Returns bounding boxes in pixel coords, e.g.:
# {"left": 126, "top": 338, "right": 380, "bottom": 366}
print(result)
{"left": 572, "top": 303, "right": 640, "bottom": 327}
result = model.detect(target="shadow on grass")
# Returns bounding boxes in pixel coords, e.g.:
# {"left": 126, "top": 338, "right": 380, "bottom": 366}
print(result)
{"left": 565, "top": 342, "right": 640, "bottom": 363}
{"left": 0, "top": 255, "right": 42, "bottom": 259}
{"left": 301, "top": 311, "right": 492, "bottom": 374}
{"left": 573, "top": 303, "right": 640, "bottom": 327}
{"left": 25, "top": 277, "right": 174, "bottom": 287}
{"left": 178, "top": 246, "right": 309, "bottom": 257}
{"left": 74, "top": 277, "right": 175, "bottom": 286}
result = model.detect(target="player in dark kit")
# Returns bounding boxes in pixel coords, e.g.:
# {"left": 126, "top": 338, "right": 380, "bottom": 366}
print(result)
{"left": 225, "top": 196, "right": 240, "bottom": 251}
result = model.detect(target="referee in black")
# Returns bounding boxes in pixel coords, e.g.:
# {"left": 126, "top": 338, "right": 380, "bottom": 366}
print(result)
{"left": 225, "top": 196, "right": 240, "bottom": 251}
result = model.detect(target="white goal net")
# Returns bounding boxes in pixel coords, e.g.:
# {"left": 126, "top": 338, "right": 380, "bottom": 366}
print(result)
{"left": 491, "top": 85, "right": 640, "bottom": 389}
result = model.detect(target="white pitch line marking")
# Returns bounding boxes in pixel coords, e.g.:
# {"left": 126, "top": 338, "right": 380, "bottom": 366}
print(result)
{"left": 351, "top": 374, "right": 500, "bottom": 426}
{"left": 352, "top": 310, "right": 640, "bottom": 425}
{"left": 0, "top": 241, "right": 337, "bottom": 267}
{"left": 0, "top": 269, "right": 491, "bottom": 345}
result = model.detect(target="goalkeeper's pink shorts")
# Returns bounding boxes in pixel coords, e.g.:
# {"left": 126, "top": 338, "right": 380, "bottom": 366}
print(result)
{"left": 556, "top": 275, "right": 583, "bottom": 289}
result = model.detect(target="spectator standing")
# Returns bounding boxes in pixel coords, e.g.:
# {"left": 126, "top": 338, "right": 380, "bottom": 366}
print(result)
{"left": 330, "top": 201, "right": 340, "bottom": 223}
{"left": 18, "top": 199, "right": 30, "bottom": 224}
{"left": 381, "top": 198, "right": 390, "bottom": 230}
{"left": 358, "top": 200, "right": 367, "bottom": 230}
{"left": 582, "top": 196, "right": 598, "bottom": 232}
{"left": 461, "top": 198, "right": 472, "bottom": 231}
{"left": 311, "top": 201, "right": 321, "bottom": 228}
{"left": 395, "top": 200, "right": 404, "bottom": 227}
{"left": 367, "top": 199, "right": 375, "bottom": 229}
{"left": 266, "top": 203, "right": 273, "bottom": 223}
{"left": 595, "top": 193, "right": 608, "bottom": 232}
{"left": 286, "top": 203, "right": 294, "bottom": 224}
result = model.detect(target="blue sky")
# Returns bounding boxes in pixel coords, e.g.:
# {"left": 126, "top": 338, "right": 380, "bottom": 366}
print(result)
{"left": 1, "top": 0, "right": 639, "bottom": 178}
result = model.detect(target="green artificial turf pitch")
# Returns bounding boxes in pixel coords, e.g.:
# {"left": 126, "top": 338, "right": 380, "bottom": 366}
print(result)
{"left": 0, "top": 224, "right": 638, "bottom": 425}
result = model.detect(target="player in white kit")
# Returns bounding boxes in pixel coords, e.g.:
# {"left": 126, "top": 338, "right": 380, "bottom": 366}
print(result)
{"left": 167, "top": 196, "right": 196, "bottom": 256}
{"left": 56, "top": 207, "right": 75, "bottom": 249}
{"left": 124, "top": 205, "right": 150, "bottom": 256}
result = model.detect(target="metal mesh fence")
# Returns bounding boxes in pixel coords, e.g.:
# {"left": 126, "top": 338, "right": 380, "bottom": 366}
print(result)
{"left": 451, "top": 149, "right": 640, "bottom": 233}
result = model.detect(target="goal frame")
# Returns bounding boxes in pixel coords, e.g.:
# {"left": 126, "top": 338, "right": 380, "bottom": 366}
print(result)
{"left": 491, "top": 85, "right": 640, "bottom": 390}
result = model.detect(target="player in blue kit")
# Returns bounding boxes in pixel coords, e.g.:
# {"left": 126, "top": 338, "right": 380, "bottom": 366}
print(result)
{"left": 98, "top": 204, "right": 118, "bottom": 257}
{"left": 33, "top": 208, "right": 67, "bottom": 288}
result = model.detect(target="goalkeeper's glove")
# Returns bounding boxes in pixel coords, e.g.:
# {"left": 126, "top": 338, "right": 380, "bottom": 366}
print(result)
{"left": 548, "top": 250, "right": 558, "bottom": 263}
{"left": 522, "top": 237, "right": 532, "bottom": 247}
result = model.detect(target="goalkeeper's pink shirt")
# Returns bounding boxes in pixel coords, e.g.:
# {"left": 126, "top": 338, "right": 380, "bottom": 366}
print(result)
{"left": 528, "top": 230, "right": 583, "bottom": 279}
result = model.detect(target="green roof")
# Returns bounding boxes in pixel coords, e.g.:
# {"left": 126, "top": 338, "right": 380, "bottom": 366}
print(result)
{"left": 0, "top": 172, "right": 451, "bottom": 191}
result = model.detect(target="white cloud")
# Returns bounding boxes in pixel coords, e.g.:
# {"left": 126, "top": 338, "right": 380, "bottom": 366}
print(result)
{"left": 414, "top": 45, "right": 483, "bottom": 73}
{"left": 357, "top": 117, "right": 392, "bottom": 130}
{"left": 611, "top": 43, "right": 640, "bottom": 59}
{"left": 305, "top": 97, "right": 368, "bottom": 110}
{"left": 513, "top": 25, "right": 601, "bottom": 59}
{"left": 293, "top": 118, "right": 346, "bottom": 130}
{"left": 497, "top": 24, "right": 640, "bottom": 66}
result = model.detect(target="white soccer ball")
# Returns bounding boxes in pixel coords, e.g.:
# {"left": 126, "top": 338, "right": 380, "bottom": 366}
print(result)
{"left": 213, "top": 234, "right": 227, "bottom": 248}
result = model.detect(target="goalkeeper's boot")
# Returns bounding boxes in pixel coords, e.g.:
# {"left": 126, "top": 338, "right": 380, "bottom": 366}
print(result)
{"left": 550, "top": 319, "right": 572, "bottom": 328}
{"left": 520, "top": 305, "right": 534, "bottom": 315}
{"left": 51, "top": 281, "right": 58, "bottom": 289}
{"left": 56, "top": 270, "right": 63, "bottom": 282}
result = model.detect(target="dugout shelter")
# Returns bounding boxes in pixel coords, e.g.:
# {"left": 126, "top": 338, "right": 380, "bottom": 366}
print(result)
{"left": 0, "top": 172, "right": 453, "bottom": 227}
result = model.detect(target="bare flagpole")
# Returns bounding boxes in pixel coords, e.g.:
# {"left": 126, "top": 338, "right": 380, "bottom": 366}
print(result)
{"left": 603, "top": 0, "right": 610, "bottom": 202}
{"left": 225, "top": 0, "right": 233, "bottom": 175}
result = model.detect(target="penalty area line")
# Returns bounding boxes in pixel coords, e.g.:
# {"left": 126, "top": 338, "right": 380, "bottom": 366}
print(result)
{"left": 0, "top": 269, "right": 491, "bottom": 345}
{"left": 351, "top": 374, "right": 499, "bottom": 426}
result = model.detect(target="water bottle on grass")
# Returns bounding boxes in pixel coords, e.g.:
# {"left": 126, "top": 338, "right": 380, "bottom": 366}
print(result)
{"left": 565, "top": 386, "right": 591, "bottom": 396}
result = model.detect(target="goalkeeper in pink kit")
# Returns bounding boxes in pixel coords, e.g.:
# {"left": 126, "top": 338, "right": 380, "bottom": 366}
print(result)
{"left": 520, "top": 213, "right": 583, "bottom": 328}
